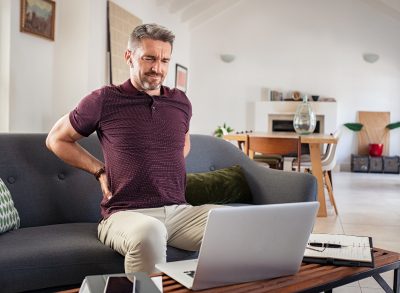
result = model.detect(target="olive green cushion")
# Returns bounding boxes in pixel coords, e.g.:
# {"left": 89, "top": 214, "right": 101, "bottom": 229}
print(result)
{"left": 185, "top": 165, "right": 252, "bottom": 205}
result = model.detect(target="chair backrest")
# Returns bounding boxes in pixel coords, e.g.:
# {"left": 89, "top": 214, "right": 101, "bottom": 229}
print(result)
{"left": 248, "top": 135, "right": 299, "bottom": 159}
{"left": 294, "top": 130, "right": 341, "bottom": 172}
{"left": 320, "top": 130, "right": 341, "bottom": 171}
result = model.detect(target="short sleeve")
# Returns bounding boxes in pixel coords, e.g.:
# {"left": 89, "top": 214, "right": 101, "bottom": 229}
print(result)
{"left": 185, "top": 99, "right": 192, "bottom": 133}
{"left": 180, "top": 91, "right": 192, "bottom": 134}
{"left": 69, "top": 88, "right": 103, "bottom": 137}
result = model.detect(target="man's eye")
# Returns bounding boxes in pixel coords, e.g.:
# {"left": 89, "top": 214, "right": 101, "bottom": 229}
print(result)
{"left": 143, "top": 57, "right": 155, "bottom": 61}
{"left": 162, "top": 59, "right": 170, "bottom": 64}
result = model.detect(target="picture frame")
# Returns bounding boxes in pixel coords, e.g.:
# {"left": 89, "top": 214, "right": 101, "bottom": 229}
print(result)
{"left": 20, "top": 0, "right": 56, "bottom": 41}
{"left": 175, "top": 64, "right": 188, "bottom": 93}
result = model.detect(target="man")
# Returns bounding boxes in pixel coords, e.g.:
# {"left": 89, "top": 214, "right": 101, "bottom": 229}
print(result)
{"left": 46, "top": 24, "right": 218, "bottom": 274}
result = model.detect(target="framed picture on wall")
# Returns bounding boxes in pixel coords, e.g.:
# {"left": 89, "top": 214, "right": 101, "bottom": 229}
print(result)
{"left": 20, "top": 0, "right": 56, "bottom": 41}
{"left": 175, "top": 64, "right": 188, "bottom": 93}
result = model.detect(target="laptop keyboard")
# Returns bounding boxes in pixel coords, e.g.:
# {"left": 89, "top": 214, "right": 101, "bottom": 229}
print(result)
{"left": 184, "top": 270, "right": 196, "bottom": 278}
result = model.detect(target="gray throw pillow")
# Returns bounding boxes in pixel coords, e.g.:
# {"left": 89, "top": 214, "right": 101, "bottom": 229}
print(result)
{"left": 0, "top": 178, "right": 20, "bottom": 234}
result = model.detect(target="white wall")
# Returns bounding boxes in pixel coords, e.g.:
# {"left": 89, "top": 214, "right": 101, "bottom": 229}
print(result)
{"left": 8, "top": 0, "right": 55, "bottom": 132}
{"left": 189, "top": 0, "right": 400, "bottom": 167}
{"left": 52, "top": 0, "right": 93, "bottom": 121}
{"left": 1, "top": 0, "right": 191, "bottom": 132}
{"left": 0, "top": 0, "right": 11, "bottom": 132}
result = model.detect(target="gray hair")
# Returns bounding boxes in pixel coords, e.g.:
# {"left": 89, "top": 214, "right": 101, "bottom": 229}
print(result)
{"left": 128, "top": 23, "right": 175, "bottom": 51}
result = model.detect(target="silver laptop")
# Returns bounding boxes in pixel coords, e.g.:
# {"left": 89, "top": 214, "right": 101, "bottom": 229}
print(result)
{"left": 156, "top": 202, "right": 319, "bottom": 291}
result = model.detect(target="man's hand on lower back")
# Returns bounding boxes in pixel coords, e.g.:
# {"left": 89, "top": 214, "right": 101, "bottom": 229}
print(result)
{"left": 99, "top": 173, "right": 112, "bottom": 200}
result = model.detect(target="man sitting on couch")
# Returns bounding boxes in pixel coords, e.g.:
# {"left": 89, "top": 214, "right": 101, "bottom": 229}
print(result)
{"left": 46, "top": 23, "right": 219, "bottom": 274}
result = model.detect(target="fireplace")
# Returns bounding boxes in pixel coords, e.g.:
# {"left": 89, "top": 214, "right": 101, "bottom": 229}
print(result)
{"left": 253, "top": 101, "right": 337, "bottom": 156}
{"left": 269, "top": 114, "right": 323, "bottom": 133}
{"left": 254, "top": 101, "right": 337, "bottom": 135}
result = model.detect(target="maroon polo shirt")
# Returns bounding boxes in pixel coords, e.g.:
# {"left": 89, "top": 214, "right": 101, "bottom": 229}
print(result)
{"left": 69, "top": 79, "right": 192, "bottom": 219}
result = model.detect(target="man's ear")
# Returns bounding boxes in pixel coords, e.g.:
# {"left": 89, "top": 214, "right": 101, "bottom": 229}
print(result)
{"left": 124, "top": 49, "right": 133, "bottom": 67}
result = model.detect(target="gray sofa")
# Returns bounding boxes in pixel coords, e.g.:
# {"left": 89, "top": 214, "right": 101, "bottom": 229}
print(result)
{"left": 0, "top": 133, "right": 317, "bottom": 292}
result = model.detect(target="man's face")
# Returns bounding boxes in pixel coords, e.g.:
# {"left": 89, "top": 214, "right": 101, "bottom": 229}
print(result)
{"left": 126, "top": 38, "right": 172, "bottom": 92}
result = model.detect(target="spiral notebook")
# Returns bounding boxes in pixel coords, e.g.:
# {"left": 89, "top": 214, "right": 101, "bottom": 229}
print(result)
{"left": 303, "top": 233, "right": 374, "bottom": 267}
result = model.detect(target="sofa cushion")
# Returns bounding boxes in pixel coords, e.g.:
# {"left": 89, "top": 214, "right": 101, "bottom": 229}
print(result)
{"left": 0, "top": 223, "right": 124, "bottom": 293}
{"left": 0, "top": 178, "right": 20, "bottom": 234}
{"left": 185, "top": 165, "right": 252, "bottom": 206}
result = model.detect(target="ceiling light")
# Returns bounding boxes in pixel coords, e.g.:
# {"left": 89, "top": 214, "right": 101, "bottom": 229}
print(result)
{"left": 220, "top": 54, "right": 235, "bottom": 63}
{"left": 363, "top": 53, "right": 380, "bottom": 63}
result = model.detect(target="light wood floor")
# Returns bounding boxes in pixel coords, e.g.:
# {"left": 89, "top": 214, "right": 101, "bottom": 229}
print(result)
{"left": 314, "top": 171, "right": 400, "bottom": 293}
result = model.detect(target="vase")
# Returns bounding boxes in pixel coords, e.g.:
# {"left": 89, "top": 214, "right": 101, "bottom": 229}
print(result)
{"left": 293, "top": 95, "right": 316, "bottom": 135}
{"left": 369, "top": 143, "right": 383, "bottom": 157}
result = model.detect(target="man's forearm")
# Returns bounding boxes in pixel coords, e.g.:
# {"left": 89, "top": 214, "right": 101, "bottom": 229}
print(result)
{"left": 48, "top": 138, "right": 103, "bottom": 175}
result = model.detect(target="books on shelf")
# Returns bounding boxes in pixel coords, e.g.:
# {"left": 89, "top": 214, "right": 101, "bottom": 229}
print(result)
{"left": 303, "top": 233, "right": 374, "bottom": 267}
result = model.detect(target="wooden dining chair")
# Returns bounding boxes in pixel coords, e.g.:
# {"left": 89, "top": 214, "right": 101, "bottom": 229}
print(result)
{"left": 293, "top": 131, "right": 340, "bottom": 215}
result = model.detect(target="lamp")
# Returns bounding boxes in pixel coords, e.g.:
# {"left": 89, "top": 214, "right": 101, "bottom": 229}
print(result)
{"left": 220, "top": 54, "right": 235, "bottom": 63}
{"left": 362, "top": 53, "right": 379, "bottom": 63}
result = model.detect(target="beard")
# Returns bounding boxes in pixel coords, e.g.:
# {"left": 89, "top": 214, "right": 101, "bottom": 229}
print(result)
{"left": 139, "top": 71, "right": 164, "bottom": 91}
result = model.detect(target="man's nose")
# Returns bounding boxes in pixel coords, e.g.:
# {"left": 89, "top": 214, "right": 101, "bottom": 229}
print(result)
{"left": 151, "top": 60, "right": 162, "bottom": 73}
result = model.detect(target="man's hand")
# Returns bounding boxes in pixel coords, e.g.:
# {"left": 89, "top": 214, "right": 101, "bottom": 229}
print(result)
{"left": 98, "top": 173, "right": 112, "bottom": 200}
{"left": 184, "top": 132, "right": 191, "bottom": 157}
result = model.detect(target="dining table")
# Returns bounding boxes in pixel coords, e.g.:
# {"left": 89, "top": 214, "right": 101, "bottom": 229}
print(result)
{"left": 224, "top": 132, "right": 338, "bottom": 217}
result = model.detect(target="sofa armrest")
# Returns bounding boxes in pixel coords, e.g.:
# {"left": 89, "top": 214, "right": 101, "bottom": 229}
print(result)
{"left": 186, "top": 134, "right": 317, "bottom": 205}
{"left": 243, "top": 163, "right": 317, "bottom": 205}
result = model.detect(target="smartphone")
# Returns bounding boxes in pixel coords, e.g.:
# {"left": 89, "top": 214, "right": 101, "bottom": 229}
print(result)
{"left": 104, "top": 276, "right": 135, "bottom": 293}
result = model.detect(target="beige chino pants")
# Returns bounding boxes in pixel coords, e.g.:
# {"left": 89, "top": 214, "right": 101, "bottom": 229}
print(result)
{"left": 97, "top": 204, "right": 221, "bottom": 274}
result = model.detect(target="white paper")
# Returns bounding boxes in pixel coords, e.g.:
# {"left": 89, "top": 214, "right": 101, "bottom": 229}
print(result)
{"left": 304, "top": 233, "right": 372, "bottom": 262}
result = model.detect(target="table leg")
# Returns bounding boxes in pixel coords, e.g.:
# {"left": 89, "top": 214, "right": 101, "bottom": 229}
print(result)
{"left": 249, "top": 149, "right": 254, "bottom": 159}
{"left": 395, "top": 268, "right": 399, "bottom": 293}
{"left": 373, "top": 273, "right": 395, "bottom": 292}
{"left": 297, "top": 140, "right": 301, "bottom": 172}
{"left": 309, "top": 143, "right": 327, "bottom": 217}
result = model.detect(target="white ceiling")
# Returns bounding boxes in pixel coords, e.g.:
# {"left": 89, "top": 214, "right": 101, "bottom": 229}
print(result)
{"left": 156, "top": 0, "right": 400, "bottom": 29}
{"left": 364, "top": 0, "right": 400, "bottom": 21}
{"left": 155, "top": 0, "right": 243, "bottom": 29}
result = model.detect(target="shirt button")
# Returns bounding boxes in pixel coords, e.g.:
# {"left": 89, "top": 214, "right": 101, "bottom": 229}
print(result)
{"left": 152, "top": 106, "right": 156, "bottom": 110}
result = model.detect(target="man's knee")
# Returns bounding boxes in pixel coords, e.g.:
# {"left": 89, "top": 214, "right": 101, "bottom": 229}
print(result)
{"left": 124, "top": 218, "right": 167, "bottom": 273}
{"left": 126, "top": 217, "right": 167, "bottom": 249}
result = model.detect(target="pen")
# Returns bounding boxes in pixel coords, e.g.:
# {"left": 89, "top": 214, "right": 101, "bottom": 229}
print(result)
{"left": 308, "top": 242, "right": 343, "bottom": 248}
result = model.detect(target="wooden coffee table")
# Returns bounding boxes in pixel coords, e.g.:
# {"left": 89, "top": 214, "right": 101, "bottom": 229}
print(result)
{"left": 57, "top": 248, "right": 399, "bottom": 293}
{"left": 161, "top": 248, "right": 399, "bottom": 293}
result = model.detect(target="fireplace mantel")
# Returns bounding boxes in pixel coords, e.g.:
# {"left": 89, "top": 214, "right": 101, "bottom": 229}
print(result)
{"left": 254, "top": 101, "right": 337, "bottom": 134}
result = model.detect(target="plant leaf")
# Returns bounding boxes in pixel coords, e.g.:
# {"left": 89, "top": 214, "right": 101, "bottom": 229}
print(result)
{"left": 214, "top": 127, "right": 223, "bottom": 138}
{"left": 386, "top": 121, "right": 400, "bottom": 130}
{"left": 344, "top": 123, "right": 363, "bottom": 132}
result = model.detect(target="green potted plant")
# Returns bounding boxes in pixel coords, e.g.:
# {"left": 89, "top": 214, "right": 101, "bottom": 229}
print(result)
{"left": 214, "top": 123, "right": 234, "bottom": 138}
{"left": 344, "top": 122, "right": 400, "bottom": 156}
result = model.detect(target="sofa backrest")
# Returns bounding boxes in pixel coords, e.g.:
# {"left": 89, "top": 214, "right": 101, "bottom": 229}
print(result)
{"left": 0, "top": 133, "right": 316, "bottom": 228}
{"left": 0, "top": 133, "right": 255, "bottom": 227}
{"left": 186, "top": 134, "right": 252, "bottom": 173}
{"left": 0, "top": 133, "right": 104, "bottom": 227}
